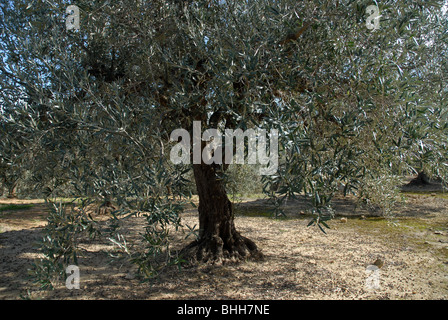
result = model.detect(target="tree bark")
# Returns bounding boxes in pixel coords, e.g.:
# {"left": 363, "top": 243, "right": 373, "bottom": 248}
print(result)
{"left": 6, "top": 180, "right": 18, "bottom": 199}
{"left": 181, "top": 163, "right": 263, "bottom": 265}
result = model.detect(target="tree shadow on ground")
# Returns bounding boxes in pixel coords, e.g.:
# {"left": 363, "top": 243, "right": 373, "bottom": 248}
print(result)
{"left": 0, "top": 227, "right": 44, "bottom": 299}
{"left": 234, "top": 191, "right": 446, "bottom": 219}
{"left": 1, "top": 191, "right": 447, "bottom": 299}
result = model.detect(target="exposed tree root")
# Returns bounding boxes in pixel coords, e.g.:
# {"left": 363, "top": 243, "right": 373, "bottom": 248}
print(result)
{"left": 180, "top": 233, "right": 264, "bottom": 266}
{"left": 185, "top": 163, "right": 264, "bottom": 266}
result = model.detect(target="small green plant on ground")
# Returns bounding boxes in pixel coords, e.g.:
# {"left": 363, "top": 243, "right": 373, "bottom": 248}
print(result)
{"left": 30, "top": 199, "right": 99, "bottom": 290}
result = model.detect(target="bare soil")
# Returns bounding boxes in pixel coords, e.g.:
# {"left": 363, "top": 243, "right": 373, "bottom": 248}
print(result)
{"left": 1, "top": 187, "right": 447, "bottom": 300}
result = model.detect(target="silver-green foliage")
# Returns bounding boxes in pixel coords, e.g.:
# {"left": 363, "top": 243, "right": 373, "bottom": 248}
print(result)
{"left": 30, "top": 199, "right": 99, "bottom": 290}
{"left": 1, "top": 0, "right": 447, "bottom": 281}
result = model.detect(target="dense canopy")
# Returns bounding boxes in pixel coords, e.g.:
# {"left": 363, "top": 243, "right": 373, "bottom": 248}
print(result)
{"left": 0, "top": 0, "right": 447, "bottom": 280}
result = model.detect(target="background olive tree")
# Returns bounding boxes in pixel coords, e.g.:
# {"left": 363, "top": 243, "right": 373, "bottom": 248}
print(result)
{"left": 1, "top": 0, "right": 447, "bottom": 283}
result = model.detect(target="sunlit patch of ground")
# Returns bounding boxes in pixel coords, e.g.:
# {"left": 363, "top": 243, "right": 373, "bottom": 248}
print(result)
{"left": 0, "top": 189, "right": 447, "bottom": 300}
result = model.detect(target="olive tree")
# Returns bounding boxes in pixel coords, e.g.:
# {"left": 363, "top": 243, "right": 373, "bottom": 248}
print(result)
{"left": 1, "top": 0, "right": 447, "bottom": 268}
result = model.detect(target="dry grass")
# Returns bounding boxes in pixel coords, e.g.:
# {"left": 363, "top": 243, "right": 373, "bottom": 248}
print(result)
{"left": 0, "top": 191, "right": 447, "bottom": 300}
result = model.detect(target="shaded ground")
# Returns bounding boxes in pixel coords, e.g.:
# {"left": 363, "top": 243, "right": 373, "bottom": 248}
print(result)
{"left": 0, "top": 187, "right": 447, "bottom": 300}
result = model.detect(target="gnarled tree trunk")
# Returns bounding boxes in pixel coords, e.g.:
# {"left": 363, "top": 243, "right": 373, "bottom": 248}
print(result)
{"left": 6, "top": 180, "right": 18, "bottom": 199}
{"left": 181, "top": 163, "right": 263, "bottom": 265}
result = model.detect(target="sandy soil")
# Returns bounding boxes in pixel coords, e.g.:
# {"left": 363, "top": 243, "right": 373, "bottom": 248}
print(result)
{"left": 0, "top": 189, "right": 447, "bottom": 300}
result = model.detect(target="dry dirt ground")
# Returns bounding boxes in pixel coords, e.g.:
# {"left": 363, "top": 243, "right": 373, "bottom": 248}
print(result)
{"left": 1, "top": 187, "right": 447, "bottom": 300}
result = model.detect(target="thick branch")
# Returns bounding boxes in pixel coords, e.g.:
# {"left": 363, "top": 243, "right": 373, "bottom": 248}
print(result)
{"left": 278, "top": 21, "right": 312, "bottom": 46}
